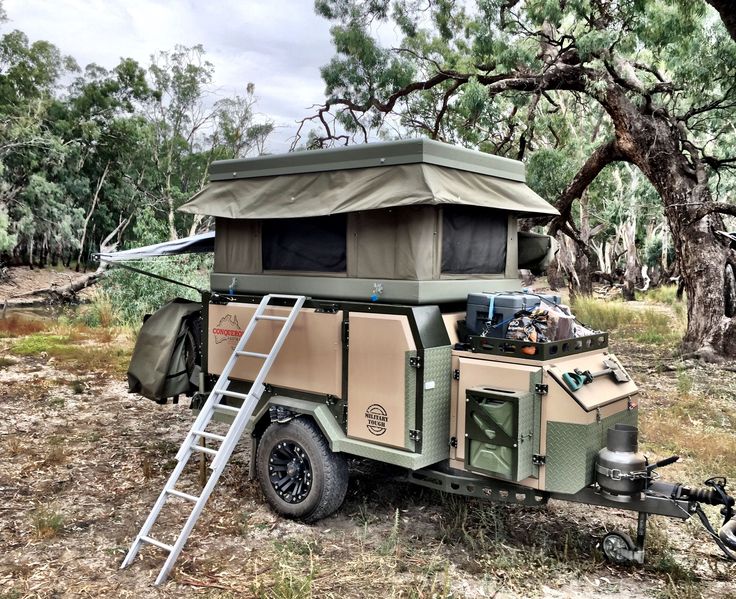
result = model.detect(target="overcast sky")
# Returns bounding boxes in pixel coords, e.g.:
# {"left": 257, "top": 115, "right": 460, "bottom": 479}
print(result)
{"left": 4, "top": 0, "right": 345, "bottom": 152}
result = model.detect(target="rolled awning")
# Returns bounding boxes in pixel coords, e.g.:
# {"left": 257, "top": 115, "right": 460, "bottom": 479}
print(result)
{"left": 96, "top": 231, "right": 214, "bottom": 263}
{"left": 178, "top": 163, "right": 559, "bottom": 219}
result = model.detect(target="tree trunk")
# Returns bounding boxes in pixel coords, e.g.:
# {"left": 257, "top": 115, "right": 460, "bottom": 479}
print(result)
{"left": 575, "top": 194, "right": 593, "bottom": 296}
{"left": 598, "top": 82, "right": 736, "bottom": 357}
{"left": 78, "top": 163, "right": 109, "bottom": 272}
{"left": 622, "top": 217, "right": 639, "bottom": 301}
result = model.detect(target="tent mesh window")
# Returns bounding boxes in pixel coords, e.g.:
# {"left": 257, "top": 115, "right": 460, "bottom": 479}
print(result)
{"left": 262, "top": 214, "right": 347, "bottom": 272}
{"left": 441, "top": 206, "right": 507, "bottom": 274}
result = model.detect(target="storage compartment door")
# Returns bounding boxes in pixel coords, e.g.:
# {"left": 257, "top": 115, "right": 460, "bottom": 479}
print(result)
{"left": 347, "top": 313, "right": 416, "bottom": 450}
{"left": 465, "top": 387, "right": 535, "bottom": 482}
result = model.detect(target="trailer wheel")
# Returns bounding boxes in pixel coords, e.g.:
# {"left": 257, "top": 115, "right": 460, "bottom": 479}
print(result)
{"left": 601, "top": 531, "right": 636, "bottom": 564}
{"left": 256, "top": 418, "right": 348, "bottom": 523}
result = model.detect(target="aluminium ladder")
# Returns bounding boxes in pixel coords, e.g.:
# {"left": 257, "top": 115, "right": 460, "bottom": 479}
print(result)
{"left": 121, "top": 293, "right": 306, "bottom": 585}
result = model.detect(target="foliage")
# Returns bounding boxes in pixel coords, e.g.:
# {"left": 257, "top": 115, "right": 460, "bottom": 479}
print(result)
{"left": 0, "top": 10, "right": 273, "bottom": 268}
{"left": 101, "top": 255, "right": 212, "bottom": 326}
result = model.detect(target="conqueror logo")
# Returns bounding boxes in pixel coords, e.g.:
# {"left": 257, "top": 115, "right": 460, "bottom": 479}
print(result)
{"left": 212, "top": 314, "right": 242, "bottom": 348}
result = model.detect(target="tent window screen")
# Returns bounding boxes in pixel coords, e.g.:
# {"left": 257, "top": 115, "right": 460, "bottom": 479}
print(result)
{"left": 262, "top": 215, "right": 347, "bottom": 272}
{"left": 441, "top": 207, "right": 507, "bottom": 274}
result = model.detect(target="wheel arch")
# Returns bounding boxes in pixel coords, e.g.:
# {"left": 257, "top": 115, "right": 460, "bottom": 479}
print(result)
{"left": 248, "top": 396, "right": 345, "bottom": 479}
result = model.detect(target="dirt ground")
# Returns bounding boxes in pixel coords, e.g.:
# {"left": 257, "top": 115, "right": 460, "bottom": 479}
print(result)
{"left": 1, "top": 310, "right": 736, "bottom": 598}
{"left": 0, "top": 267, "right": 96, "bottom": 308}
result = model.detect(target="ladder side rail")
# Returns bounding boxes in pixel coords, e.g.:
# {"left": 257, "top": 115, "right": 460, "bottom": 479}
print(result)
{"left": 120, "top": 450, "right": 191, "bottom": 568}
{"left": 209, "top": 392, "right": 260, "bottom": 471}
{"left": 153, "top": 425, "right": 253, "bottom": 585}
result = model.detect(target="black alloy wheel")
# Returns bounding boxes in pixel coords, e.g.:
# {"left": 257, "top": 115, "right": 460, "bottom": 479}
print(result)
{"left": 267, "top": 440, "right": 313, "bottom": 504}
{"left": 256, "top": 418, "right": 349, "bottom": 522}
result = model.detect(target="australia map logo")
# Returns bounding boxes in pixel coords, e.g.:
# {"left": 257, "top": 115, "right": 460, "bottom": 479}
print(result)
{"left": 212, "top": 314, "right": 243, "bottom": 348}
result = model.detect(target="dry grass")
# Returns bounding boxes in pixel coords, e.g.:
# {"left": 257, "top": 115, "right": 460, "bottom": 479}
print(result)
{"left": 30, "top": 507, "right": 65, "bottom": 539}
{"left": 1, "top": 308, "right": 735, "bottom": 597}
{"left": 0, "top": 314, "right": 46, "bottom": 337}
{"left": 573, "top": 296, "right": 685, "bottom": 347}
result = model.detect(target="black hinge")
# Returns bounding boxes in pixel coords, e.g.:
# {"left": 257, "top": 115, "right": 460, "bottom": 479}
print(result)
{"left": 449, "top": 436, "right": 458, "bottom": 448}
{"left": 341, "top": 320, "right": 349, "bottom": 343}
{"left": 532, "top": 454, "right": 546, "bottom": 465}
{"left": 409, "top": 429, "right": 422, "bottom": 441}
{"left": 453, "top": 369, "right": 460, "bottom": 380}
{"left": 535, "top": 383, "right": 548, "bottom": 395}
{"left": 409, "top": 356, "right": 423, "bottom": 369}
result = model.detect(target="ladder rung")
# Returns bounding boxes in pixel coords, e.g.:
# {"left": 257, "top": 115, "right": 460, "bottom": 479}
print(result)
{"left": 236, "top": 350, "right": 269, "bottom": 359}
{"left": 218, "top": 389, "right": 251, "bottom": 401}
{"left": 141, "top": 536, "right": 173, "bottom": 552}
{"left": 191, "top": 445, "right": 218, "bottom": 456}
{"left": 213, "top": 403, "right": 240, "bottom": 414}
{"left": 255, "top": 315, "right": 288, "bottom": 322}
{"left": 192, "top": 430, "right": 226, "bottom": 442}
{"left": 167, "top": 489, "right": 200, "bottom": 502}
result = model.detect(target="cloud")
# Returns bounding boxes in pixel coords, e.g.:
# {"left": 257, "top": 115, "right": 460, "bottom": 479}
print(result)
{"left": 4, "top": 0, "right": 337, "bottom": 151}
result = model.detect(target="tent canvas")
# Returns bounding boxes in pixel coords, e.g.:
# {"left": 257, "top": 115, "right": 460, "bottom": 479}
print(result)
{"left": 180, "top": 163, "right": 558, "bottom": 220}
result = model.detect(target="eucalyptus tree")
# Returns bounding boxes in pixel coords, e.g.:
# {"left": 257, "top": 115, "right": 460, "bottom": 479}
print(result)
{"left": 308, "top": 0, "right": 736, "bottom": 358}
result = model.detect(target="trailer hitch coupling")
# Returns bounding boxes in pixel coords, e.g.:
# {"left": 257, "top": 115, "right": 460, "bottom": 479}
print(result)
{"left": 678, "top": 476, "right": 736, "bottom": 558}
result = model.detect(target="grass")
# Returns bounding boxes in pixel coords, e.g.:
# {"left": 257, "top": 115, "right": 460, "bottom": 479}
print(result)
{"left": 7, "top": 325, "right": 132, "bottom": 374}
{"left": 31, "top": 507, "right": 65, "bottom": 539}
{"left": 638, "top": 285, "right": 684, "bottom": 306}
{"left": 0, "top": 356, "right": 16, "bottom": 368}
{"left": 76, "top": 290, "right": 119, "bottom": 328}
{"left": 572, "top": 296, "right": 684, "bottom": 347}
{"left": 0, "top": 314, "right": 47, "bottom": 338}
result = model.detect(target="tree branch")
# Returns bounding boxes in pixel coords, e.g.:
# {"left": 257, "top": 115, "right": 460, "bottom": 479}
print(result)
{"left": 548, "top": 139, "right": 626, "bottom": 238}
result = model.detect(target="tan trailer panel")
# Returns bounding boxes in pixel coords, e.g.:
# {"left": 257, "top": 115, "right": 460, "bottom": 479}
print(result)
{"left": 545, "top": 353, "right": 638, "bottom": 414}
{"left": 347, "top": 313, "right": 416, "bottom": 450}
{"left": 207, "top": 303, "right": 342, "bottom": 397}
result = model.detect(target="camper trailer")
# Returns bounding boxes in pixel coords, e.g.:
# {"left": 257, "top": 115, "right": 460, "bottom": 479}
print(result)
{"left": 116, "top": 139, "right": 736, "bottom": 584}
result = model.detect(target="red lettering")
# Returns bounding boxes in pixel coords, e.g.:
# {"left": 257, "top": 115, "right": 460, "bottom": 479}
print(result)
{"left": 212, "top": 328, "right": 243, "bottom": 337}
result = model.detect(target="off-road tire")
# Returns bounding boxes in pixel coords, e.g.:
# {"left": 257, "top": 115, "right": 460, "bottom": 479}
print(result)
{"left": 725, "top": 263, "right": 736, "bottom": 318}
{"left": 256, "top": 418, "right": 348, "bottom": 523}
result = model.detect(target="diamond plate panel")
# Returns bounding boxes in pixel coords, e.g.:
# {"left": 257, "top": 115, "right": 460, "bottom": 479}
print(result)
{"left": 417, "top": 346, "right": 452, "bottom": 467}
{"left": 545, "top": 409, "right": 638, "bottom": 494}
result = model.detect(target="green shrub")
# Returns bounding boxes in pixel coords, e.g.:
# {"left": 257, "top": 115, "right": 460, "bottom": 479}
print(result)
{"left": 639, "top": 285, "right": 683, "bottom": 305}
{"left": 101, "top": 254, "right": 211, "bottom": 326}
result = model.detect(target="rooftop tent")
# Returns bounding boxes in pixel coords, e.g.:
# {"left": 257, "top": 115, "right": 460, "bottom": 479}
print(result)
{"left": 179, "top": 139, "right": 558, "bottom": 219}
{"left": 177, "top": 139, "right": 559, "bottom": 303}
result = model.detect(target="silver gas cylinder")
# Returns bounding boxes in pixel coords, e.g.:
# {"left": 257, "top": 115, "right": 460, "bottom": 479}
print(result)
{"left": 596, "top": 424, "right": 648, "bottom": 502}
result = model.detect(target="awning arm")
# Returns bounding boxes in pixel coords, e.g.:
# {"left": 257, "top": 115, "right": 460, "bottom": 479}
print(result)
{"left": 98, "top": 258, "right": 207, "bottom": 295}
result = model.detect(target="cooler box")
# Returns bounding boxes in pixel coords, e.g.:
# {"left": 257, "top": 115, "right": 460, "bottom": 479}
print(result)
{"left": 466, "top": 292, "right": 561, "bottom": 337}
